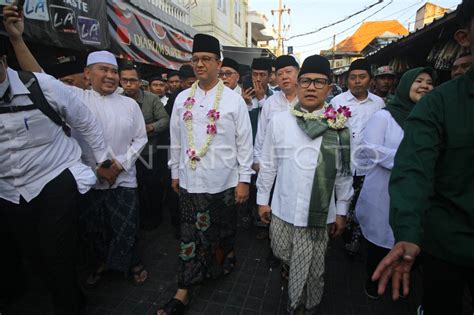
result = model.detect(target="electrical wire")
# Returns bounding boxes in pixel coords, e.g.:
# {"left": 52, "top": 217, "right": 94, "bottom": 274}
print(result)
{"left": 287, "top": 0, "right": 384, "bottom": 40}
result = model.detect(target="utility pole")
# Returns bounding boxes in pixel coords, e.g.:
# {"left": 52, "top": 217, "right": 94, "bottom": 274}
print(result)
{"left": 271, "top": 0, "right": 290, "bottom": 56}
{"left": 332, "top": 34, "right": 336, "bottom": 68}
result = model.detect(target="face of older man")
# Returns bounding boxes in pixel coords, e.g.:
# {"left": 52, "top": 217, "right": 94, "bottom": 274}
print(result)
{"left": 85, "top": 63, "right": 119, "bottom": 95}
{"left": 219, "top": 66, "right": 239, "bottom": 89}
{"left": 276, "top": 66, "right": 298, "bottom": 95}
{"left": 191, "top": 52, "right": 221, "bottom": 85}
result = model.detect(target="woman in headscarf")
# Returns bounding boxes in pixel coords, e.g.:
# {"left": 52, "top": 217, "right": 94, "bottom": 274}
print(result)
{"left": 355, "top": 67, "right": 434, "bottom": 299}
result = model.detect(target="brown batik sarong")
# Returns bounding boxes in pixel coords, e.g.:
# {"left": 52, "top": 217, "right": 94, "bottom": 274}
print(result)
{"left": 177, "top": 187, "right": 237, "bottom": 288}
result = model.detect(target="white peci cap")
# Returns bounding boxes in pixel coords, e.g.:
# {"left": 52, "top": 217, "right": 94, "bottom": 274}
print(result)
{"left": 86, "top": 50, "right": 118, "bottom": 67}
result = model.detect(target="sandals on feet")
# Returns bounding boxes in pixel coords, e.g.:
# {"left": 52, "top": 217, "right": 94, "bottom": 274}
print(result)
{"left": 84, "top": 267, "right": 106, "bottom": 289}
{"left": 157, "top": 298, "right": 187, "bottom": 315}
{"left": 223, "top": 255, "right": 236, "bottom": 275}
{"left": 130, "top": 264, "right": 148, "bottom": 286}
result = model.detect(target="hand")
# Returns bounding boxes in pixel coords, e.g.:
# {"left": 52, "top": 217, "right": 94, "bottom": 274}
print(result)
{"left": 234, "top": 182, "right": 249, "bottom": 204}
{"left": 242, "top": 87, "right": 254, "bottom": 105}
{"left": 328, "top": 215, "right": 346, "bottom": 238}
{"left": 96, "top": 166, "right": 118, "bottom": 186}
{"left": 171, "top": 179, "right": 180, "bottom": 194}
{"left": 252, "top": 163, "right": 260, "bottom": 173}
{"left": 253, "top": 80, "right": 266, "bottom": 101}
{"left": 145, "top": 124, "right": 154, "bottom": 134}
{"left": 372, "top": 241, "right": 420, "bottom": 300}
{"left": 2, "top": 4, "right": 24, "bottom": 42}
{"left": 258, "top": 205, "right": 271, "bottom": 224}
{"left": 110, "top": 159, "right": 124, "bottom": 175}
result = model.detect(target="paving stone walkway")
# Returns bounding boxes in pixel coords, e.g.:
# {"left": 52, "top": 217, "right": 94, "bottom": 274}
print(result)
{"left": 3, "top": 219, "right": 472, "bottom": 315}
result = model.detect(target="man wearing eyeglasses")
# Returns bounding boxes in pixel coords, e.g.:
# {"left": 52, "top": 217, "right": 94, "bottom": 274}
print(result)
{"left": 120, "top": 64, "right": 169, "bottom": 231}
{"left": 219, "top": 57, "right": 241, "bottom": 94}
{"left": 257, "top": 54, "right": 353, "bottom": 314}
{"left": 162, "top": 33, "right": 253, "bottom": 315}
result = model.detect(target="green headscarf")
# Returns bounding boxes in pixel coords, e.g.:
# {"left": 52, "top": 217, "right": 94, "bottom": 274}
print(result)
{"left": 385, "top": 67, "right": 434, "bottom": 130}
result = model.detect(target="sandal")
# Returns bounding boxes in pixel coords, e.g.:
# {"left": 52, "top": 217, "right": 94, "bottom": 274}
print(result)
{"left": 156, "top": 297, "right": 187, "bottom": 315}
{"left": 223, "top": 254, "right": 236, "bottom": 275}
{"left": 84, "top": 266, "right": 106, "bottom": 289}
{"left": 130, "top": 264, "right": 148, "bottom": 286}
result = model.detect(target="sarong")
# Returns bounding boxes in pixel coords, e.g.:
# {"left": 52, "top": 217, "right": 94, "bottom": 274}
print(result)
{"left": 270, "top": 215, "right": 329, "bottom": 311}
{"left": 178, "top": 187, "right": 237, "bottom": 288}
{"left": 80, "top": 187, "right": 139, "bottom": 272}
{"left": 343, "top": 175, "right": 364, "bottom": 255}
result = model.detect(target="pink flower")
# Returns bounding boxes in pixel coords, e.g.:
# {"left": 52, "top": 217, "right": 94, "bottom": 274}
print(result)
{"left": 206, "top": 124, "right": 217, "bottom": 135}
{"left": 323, "top": 105, "right": 338, "bottom": 120}
{"left": 337, "top": 106, "right": 352, "bottom": 118}
{"left": 207, "top": 109, "right": 220, "bottom": 120}
{"left": 183, "top": 110, "right": 193, "bottom": 121}
{"left": 184, "top": 97, "right": 195, "bottom": 107}
{"left": 186, "top": 148, "right": 200, "bottom": 161}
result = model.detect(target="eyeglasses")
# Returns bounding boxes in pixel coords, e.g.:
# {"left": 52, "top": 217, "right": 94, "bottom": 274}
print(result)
{"left": 218, "top": 71, "right": 237, "bottom": 78}
{"left": 298, "top": 77, "right": 329, "bottom": 89}
{"left": 191, "top": 56, "right": 219, "bottom": 65}
{"left": 120, "top": 78, "right": 140, "bottom": 84}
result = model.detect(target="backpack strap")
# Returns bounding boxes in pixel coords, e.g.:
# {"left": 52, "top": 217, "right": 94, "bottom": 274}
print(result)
{"left": 17, "top": 71, "right": 71, "bottom": 137}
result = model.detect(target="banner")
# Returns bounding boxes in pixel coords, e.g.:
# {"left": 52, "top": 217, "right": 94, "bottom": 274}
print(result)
{"left": 0, "top": 0, "right": 109, "bottom": 50}
{"left": 107, "top": 0, "right": 193, "bottom": 70}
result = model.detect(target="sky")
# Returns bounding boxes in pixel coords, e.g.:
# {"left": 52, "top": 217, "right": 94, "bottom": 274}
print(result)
{"left": 249, "top": 0, "right": 462, "bottom": 60}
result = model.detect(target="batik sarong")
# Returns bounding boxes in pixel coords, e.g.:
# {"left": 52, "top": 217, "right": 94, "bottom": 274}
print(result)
{"left": 343, "top": 175, "right": 364, "bottom": 256}
{"left": 178, "top": 187, "right": 237, "bottom": 288}
{"left": 79, "top": 187, "right": 139, "bottom": 272}
{"left": 270, "top": 215, "right": 329, "bottom": 311}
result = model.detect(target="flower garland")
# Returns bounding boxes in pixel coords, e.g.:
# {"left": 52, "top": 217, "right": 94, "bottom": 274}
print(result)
{"left": 290, "top": 103, "right": 351, "bottom": 129}
{"left": 183, "top": 80, "right": 224, "bottom": 170}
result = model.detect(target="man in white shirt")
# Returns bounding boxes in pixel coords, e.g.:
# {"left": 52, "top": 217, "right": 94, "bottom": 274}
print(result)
{"left": 330, "top": 58, "right": 385, "bottom": 258}
{"left": 160, "top": 33, "right": 253, "bottom": 314}
{"left": 219, "top": 57, "right": 241, "bottom": 94}
{"left": 253, "top": 55, "right": 299, "bottom": 170}
{"left": 0, "top": 8, "right": 110, "bottom": 314}
{"left": 70, "top": 51, "right": 148, "bottom": 288}
{"left": 257, "top": 55, "right": 353, "bottom": 313}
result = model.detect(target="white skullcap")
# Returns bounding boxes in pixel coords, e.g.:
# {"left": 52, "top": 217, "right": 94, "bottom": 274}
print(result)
{"left": 86, "top": 50, "right": 118, "bottom": 67}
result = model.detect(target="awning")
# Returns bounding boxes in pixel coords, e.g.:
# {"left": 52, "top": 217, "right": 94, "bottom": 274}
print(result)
{"left": 107, "top": 0, "right": 194, "bottom": 70}
{"left": 0, "top": 0, "right": 109, "bottom": 50}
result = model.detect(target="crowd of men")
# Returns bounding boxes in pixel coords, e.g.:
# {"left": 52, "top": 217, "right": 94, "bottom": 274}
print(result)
{"left": 0, "top": 1, "right": 473, "bottom": 315}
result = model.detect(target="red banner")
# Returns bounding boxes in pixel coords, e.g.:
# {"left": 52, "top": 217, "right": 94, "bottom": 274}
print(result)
{"left": 107, "top": 0, "right": 193, "bottom": 70}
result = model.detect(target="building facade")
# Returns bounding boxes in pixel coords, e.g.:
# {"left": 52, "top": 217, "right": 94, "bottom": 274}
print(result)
{"left": 190, "top": 0, "right": 248, "bottom": 46}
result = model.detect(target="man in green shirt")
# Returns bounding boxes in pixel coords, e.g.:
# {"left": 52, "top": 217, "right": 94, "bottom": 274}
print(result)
{"left": 373, "top": 1, "right": 474, "bottom": 314}
{"left": 120, "top": 64, "right": 170, "bottom": 230}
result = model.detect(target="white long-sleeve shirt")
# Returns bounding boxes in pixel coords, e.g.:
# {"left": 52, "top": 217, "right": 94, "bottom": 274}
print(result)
{"left": 356, "top": 110, "right": 403, "bottom": 249}
{"left": 168, "top": 82, "right": 254, "bottom": 194}
{"left": 253, "top": 91, "right": 298, "bottom": 164}
{"left": 70, "top": 88, "right": 147, "bottom": 190}
{"left": 256, "top": 110, "right": 354, "bottom": 226}
{"left": 330, "top": 90, "right": 385, "bottom": 176}
{"left": 0, "top": 69, "right": 107, "bottom": 204}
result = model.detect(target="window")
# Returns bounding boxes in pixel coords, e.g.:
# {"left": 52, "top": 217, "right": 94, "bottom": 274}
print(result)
{"left": 234, "top": 0, "right": 241, "bottom": 26}
{"left": 217, "top": 0, "right": 226, "bottom": 13}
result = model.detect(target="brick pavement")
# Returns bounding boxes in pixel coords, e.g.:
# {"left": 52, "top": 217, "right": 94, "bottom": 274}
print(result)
{"left": 3, "top": 220, "right": 472, "bottom": 315}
